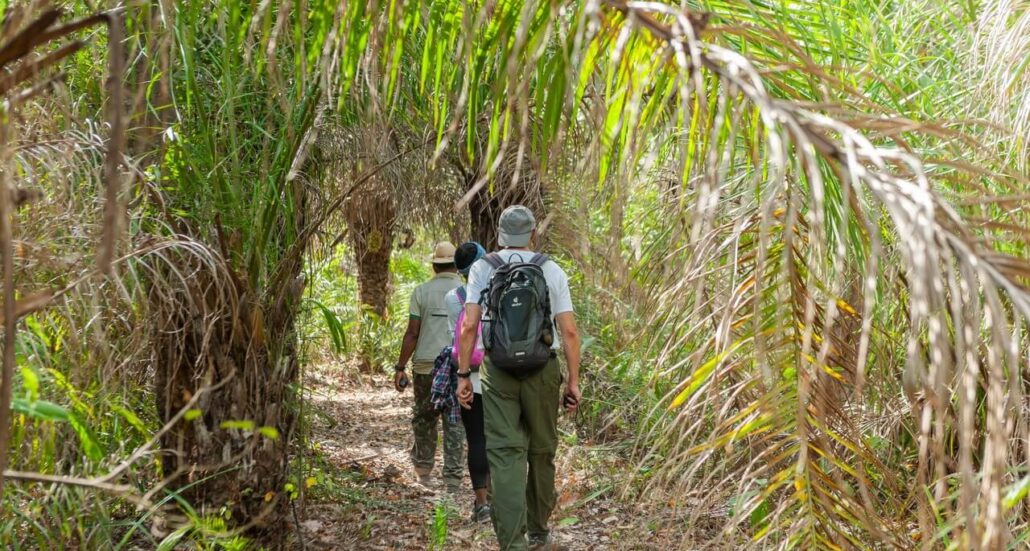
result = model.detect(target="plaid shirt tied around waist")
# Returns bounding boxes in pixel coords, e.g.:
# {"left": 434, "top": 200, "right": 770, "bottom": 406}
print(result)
{"left": 430, "top": 345, "right": 460, "bottom": 424}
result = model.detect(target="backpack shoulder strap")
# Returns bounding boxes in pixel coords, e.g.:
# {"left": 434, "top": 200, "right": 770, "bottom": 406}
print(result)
{"left": 456, "top": 286, "right": 467, "bottom": 305}
{"left": 483, "top": 253, "right": 505, "bottom": 269}
{"left": 529, "top": 253, "right": 550, "bottom": 267}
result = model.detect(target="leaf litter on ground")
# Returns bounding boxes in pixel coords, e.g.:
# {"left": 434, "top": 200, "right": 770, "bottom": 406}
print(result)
{"left": 288, "top": 360, "right": 679, "bottom": 550}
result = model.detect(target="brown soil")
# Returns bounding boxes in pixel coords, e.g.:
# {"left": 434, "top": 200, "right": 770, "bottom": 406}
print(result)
{"left": 287, "top": 362, "right": 676, "bottom": 550}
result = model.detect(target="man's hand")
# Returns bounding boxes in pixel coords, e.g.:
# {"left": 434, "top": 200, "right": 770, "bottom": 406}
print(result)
{"left": 563, "top": 379, "right": 582, "bottom": 412}
{"left": 457, "top": 377, "right": 474, "bottom": 409}
{"left": 555, "top": 312, "right": 582, "bottom": 412}
{"left": 394, "top": 370, "right": 409, "bottom": 393}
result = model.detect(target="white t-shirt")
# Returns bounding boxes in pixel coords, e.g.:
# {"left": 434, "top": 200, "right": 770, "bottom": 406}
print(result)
{"left": 465, "top": 249, "right": 574, "bottom": 350}
{"left": 445, "top": 286, "right": 483, "bottom": 394}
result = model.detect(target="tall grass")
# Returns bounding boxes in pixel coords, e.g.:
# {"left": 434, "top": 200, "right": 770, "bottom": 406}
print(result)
{"left": 0, "top": 3, "right": 170, "bottom": 547}
{"left": 3, "top": 0, "right": 1030, "bottom": 548}
{"left": 354, "top": 1, "right": 1030, "bottom": 547}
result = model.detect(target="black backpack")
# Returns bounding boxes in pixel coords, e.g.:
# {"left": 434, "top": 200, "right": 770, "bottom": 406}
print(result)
{"left": 480, "top": 252, "right": 554, "bottom": 378}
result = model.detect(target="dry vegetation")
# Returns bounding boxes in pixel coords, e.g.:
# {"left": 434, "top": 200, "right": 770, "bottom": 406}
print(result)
{"left": 0, "top": 0, "right": 1028, "bottom": 549}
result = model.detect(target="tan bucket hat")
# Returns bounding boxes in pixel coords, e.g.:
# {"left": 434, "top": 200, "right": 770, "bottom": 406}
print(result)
{"left": 431, "top": 241, "right": 456, "bottom": 264}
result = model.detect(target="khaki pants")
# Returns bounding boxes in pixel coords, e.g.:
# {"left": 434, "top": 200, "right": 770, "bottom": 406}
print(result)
{"left": 482, "top": 357, "right": 561, "bottom": 551}
{"left": 411, "top": 372, "right": 465, "bottom": 486}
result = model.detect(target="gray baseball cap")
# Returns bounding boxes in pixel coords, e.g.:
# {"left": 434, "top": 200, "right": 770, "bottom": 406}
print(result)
{"left": 497, "top": 205, "right": 536, "bottom": 247}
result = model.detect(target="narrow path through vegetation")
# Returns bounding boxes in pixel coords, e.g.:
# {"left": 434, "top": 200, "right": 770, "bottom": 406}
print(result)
{"left": 290, "top": 362, "right": 675, "bottom": 550}
{"left": 5, "top": 2, "right": 1030, "bottom": 548}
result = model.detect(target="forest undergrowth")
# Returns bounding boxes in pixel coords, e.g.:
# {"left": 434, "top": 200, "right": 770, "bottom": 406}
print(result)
{"left": 290, "top": 245, "right": 675, "bottom": 549}
{"left": 293, "top": 359, "right": 674, "bottom": 550}
{"left": 2, "top": 1, "right": 1030, "bottom": 549}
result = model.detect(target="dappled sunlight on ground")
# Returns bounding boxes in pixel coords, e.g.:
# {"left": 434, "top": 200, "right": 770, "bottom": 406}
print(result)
{"left": 287, "top": 362, "right": 673, "bottom": 550}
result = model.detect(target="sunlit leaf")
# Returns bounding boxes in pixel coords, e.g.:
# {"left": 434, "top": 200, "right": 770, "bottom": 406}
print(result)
{"left": 220, "top": 420, "right": 256, "bottom": 432}
{"left": 257, "top": 426, "right": 280, "bottom": 440}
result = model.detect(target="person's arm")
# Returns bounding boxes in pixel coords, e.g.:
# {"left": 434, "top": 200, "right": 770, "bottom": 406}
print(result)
{"left": 393, "top": 318, "right": 420, "bottom": 392}
{"left": 395, "top": 290, "right": 423, "bottom": 392}
{"left": 458, "top": 303, "right": 482, "bottom": 374}
{"left": 455, "top": 307, "right": 479, "bottom": 409}
{"left": 397, "top": 317, "right": 421, "bottom": 367}
{"left": 556, "top": 311, "right": 582, "bottom": 410}
{"left": 457, "top": 264, "right": 486, "bottom": 408}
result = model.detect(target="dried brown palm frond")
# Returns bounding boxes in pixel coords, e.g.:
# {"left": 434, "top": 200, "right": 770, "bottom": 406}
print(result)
{"left": 443, "top": 130, "right": 547, "bottom": 249}
{"left": 569, "top": 2, "right": 1030, "bottom": 548}
{"left": 971, "top": 0, "right": 1030, "bottom": 174}
{"left": 0, "top": 1, "right": 119, "bottom": 497}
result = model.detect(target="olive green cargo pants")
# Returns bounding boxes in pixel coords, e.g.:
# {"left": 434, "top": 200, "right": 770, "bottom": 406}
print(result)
{"left": 411, "top": 371, "right": 466, "bottom": 488}
{"left": 482, "top": 357, "right": 561, "bottom": 551}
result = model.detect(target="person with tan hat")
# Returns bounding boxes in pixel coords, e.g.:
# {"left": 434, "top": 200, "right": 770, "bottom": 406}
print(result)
{"left": 393, "top": 241, "right": 466, "bottom": 492}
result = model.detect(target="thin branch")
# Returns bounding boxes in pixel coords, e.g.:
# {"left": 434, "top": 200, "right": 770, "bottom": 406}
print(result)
{"left": 97, "top": 10, "right": 126, "bottom": 274}
{"left": 3, "top": 470, "right": 133, "bottom": 495}
{"left": 0, "top": 80, "right": 15, "bottom": 501}
{"left": 98, "top": 369, "right": 236, "bottom": 484}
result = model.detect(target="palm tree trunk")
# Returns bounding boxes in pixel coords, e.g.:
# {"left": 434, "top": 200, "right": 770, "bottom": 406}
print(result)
{"left": 354, "top": 231, "right": 394, "bottom": 318}
{"left": 151, "top": 179, "right": 311, "bottom": 533}
{"left": 347, "top": 191, "right": 397, "bottom": 317}
{"left": 346, "top": 189, "right": 396, "bottom": 371}
{"left": 151, "top": 257, "right": 304, "bottom": 531}
{"left": 469, "top": 186, "right": 500, "bottom": 249}
{"left": 465, "top": 170, "right": 544, "bottom": 251}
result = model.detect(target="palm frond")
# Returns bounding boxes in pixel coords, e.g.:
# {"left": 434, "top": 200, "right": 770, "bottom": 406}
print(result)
{"left": 349, "top": 1, "right": 1030, "bottom": 547}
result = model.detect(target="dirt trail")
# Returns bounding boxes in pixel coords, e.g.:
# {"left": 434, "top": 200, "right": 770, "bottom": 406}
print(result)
{"left": 290, "top": 363, "right": 669, "bottom": 550}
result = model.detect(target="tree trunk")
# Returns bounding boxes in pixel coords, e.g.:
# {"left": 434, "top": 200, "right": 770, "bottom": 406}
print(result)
{"left": 353, "top": 226, "right": 394, "bottom": 318}
{"left": 465, "top": 171, "right": 544, "bottom": 251}
{"left": 151, "top": 255, "right": 304, "bottom": 532}
{"left": 468, "top": 185, "right": 500, "bottom": 249}
{"left": 151, "top": 178, "right": 310, "bottom": 534}
{"left": 345, "top": 187, "right": 396, "bottom": 371}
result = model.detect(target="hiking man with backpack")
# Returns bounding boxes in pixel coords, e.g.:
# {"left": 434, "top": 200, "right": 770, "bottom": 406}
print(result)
{"left": 393, "top": 241, "right": 466, "bottom": 493}
{"left": 456, "top": 206, "right": 582, "bottom": 551}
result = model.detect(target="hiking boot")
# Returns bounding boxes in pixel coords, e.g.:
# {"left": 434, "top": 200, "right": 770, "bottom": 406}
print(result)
{"left": 471, "top": 503, "right": 492, "bottom": 524}
{"left": 528, "top": 533, "right": 563, "bottom": 551}
{"left": 444, "top": 478, "right": 462, "bottom": 495}
{"left": 414, "top": 467, "right": 433, "bottom": 487}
